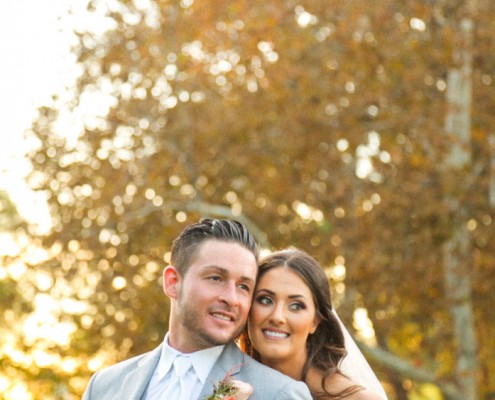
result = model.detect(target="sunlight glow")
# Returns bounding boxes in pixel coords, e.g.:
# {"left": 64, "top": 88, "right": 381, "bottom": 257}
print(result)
{"left": 0, "top": 234, "right": 20, "bottom": 257}
{"left": 353, "top": 307, "right": 377, "bottom": 346}
{"left": 410, "top": 17, "right": 426, "bottom": 32}
{"left": 336, "top": 139, "right": 349, "bottom": 152}
{"left": 61, "top": 357, "right": 79, "bottom": 373}
{"left": 88, "top": 355, "right": 105, "bottom": 372}
{"left": 0, "top": 0, "right": 80, "bottom": 233}
{"left": 330, "top": 263, "right": 346, "bottom": 280}
{"left": 295, "top": 6, "right": 319, "bottom": 28}
{"left": 355, "top": 131, "right": 388, "bottom": 182}
{"left": 258, "top": 41, "right": 279, "bottom": 63}
{"left": 292, "top": 201, "right": 324, "bottom": 222}
{"left": 7, "top": 382, "right": 32, "bottom": 400}
{"left": 7, "top": 261, "right": 27, "bottom": 280}
{"left": 0, "top": 376, "right": 9, "bottom": 392}
{"left": 112, "top": 276, "right": 127, "bottom": 290}
{"left": 22, "top": 294, "right": 80, "bottom": 347}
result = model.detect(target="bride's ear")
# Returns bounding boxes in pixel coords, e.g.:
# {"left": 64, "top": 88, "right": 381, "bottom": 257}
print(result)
{"left": 310, "top": 316, "right": 321, "bottom": 335}
{"left": 163, "top": 265, "right": 180, "bottom": 299}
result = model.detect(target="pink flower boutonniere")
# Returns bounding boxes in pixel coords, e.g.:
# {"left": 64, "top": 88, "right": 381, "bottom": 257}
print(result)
{"left": 204, "top": 364, "right": 253, "bottom": 400}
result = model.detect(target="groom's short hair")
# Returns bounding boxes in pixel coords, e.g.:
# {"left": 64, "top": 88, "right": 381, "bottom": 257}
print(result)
{"left": 170, "top": 218, "right": 259, "bottom": 275}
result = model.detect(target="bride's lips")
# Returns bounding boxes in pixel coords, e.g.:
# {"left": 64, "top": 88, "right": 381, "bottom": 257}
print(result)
{"left": 261, "top": 328, "right": 290, "bottom": 339}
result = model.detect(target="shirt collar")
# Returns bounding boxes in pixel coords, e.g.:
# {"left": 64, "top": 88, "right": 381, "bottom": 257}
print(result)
{"left": 157, "top": 333, "right": 225, "bottom": 383}
{"left": 190, "top": 344, "right": 225, "bottom": 384}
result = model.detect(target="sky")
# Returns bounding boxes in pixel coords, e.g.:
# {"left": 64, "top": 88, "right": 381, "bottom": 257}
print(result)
{"left": 0, "top": 0, "right": 77, "bottom": 231}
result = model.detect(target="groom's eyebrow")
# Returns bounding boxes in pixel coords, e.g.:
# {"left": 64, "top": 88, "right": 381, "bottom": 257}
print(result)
{"left": 241, "top": 276, "right": 256, "bottom": 285}
{"left": 204, "top": 266, "right": 255, "bottom": 285}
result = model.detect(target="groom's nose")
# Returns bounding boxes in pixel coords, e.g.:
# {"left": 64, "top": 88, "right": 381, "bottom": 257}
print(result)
{"left": 218, "top": 281, "right": 239, "bottom": 306}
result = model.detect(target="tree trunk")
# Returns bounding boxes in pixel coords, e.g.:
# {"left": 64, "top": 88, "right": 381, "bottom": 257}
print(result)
{"left": 442, "top": 10, "right": 478, "bottom": 400}
{"left": 489, "top": 134, "right": 495, "bottom": 208}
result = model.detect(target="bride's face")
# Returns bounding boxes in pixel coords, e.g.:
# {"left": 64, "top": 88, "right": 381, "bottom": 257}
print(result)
{"left": 248, "top": 266, "right": 319, "bottom": 374}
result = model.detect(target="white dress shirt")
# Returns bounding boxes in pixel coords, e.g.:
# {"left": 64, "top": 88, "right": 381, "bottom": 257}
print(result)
{"left": 143, "top": 334, "right": 225, "bottom": 400}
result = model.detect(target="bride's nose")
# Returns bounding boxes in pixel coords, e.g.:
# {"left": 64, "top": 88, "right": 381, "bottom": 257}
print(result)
{"left": 268, "top": 303, "right": 286, "bottom": 324}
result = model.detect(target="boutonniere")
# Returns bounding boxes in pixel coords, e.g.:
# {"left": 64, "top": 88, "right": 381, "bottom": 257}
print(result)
{"left": 204, "top": 364, "right": 253, "bottom": 400}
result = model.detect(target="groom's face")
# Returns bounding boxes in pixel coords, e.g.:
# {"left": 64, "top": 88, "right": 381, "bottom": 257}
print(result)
{"left": 172, "top": 239, "right": 257, "bottom": 352}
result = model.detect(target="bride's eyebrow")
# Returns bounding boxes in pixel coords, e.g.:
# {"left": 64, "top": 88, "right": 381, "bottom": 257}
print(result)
{"left": 255, "top": 288, "right": 275, "bottom": 295}
{"left": 288, "top": 294, "right": 307, "bottom": 301}
{"left": 254, "top": 289, "right": 307, "bottom": 300}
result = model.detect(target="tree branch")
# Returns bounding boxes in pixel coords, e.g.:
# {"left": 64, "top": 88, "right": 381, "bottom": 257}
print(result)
{"left": 356, "top": 341, "right": 463, "bottom": 400}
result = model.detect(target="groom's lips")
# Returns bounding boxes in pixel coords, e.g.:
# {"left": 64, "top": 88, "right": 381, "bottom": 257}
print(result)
{"left": 210, "top": 311, "right": 235, "bottom": 322}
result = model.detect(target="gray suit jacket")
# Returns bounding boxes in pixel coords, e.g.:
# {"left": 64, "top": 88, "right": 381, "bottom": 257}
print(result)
{"left": 82, "top": 342, "right": 311, "bottom": 399}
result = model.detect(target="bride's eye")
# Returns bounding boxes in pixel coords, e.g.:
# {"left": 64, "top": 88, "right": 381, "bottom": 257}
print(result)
{"left": 255, "top": 295, "right": 272, "bottom": 305}
{"left": 289, "top": 302, "right": 306, "bottom": 311}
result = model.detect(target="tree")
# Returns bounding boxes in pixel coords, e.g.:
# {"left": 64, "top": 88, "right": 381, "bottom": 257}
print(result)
{"left": 22, "top": 0, "right": 495, "bottom": 398}
{"left": 441, "top": 2, "right": 477, "bottom": 398}
{"left": 0, "top": 191, "right": 36, "bottom": 397}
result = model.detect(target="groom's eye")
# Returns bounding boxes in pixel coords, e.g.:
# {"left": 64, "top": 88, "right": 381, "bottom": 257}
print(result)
{"left": 237, "top": 283, "right": 251, "bottom": 292}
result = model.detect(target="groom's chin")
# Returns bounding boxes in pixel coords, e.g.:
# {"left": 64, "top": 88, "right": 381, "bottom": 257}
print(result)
{"left": 202, "top": 326, "right": 243, "bottom": 346}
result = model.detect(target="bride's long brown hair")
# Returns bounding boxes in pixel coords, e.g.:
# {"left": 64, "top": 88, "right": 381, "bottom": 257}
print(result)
{"left": 239, "top": 249, "right": 362, "bottom": 399}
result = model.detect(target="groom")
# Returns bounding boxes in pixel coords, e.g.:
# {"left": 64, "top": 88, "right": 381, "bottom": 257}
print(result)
{"left": 82, "top": 218, "right": 311, "bottom": 399}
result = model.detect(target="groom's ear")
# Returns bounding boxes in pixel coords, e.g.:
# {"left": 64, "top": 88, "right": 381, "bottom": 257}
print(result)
{"left": 163, "top": 265, "right": 180, "bottom": 299}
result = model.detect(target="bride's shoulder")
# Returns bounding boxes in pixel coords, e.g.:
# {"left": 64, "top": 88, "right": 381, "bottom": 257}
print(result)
{"left": 324, "top": 373, "right": 384, "bottom": 400}
{"left": 346, "top": 388, "right": 383, "bottom": 400}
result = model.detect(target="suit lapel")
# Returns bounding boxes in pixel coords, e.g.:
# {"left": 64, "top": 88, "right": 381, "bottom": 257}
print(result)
{"left": 198, "top": 342, "right": 245, "bottom": 399}
{"left": 117, "top": 345, "right": 162, "bottom": 400}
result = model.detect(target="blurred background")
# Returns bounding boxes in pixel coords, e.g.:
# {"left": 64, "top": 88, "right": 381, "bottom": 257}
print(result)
{"left": 1, "top": 0, "right": 494, "bottom": 399}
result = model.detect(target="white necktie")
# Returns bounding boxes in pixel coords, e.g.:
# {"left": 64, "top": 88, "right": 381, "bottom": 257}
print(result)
{"left": 161, "top": 355, "right": 192, "bottom": 400}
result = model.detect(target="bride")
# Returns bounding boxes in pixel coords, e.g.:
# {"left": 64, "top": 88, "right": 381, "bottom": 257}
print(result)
{"left": 239, "top": 248, "right": 387, "bottom": 399}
